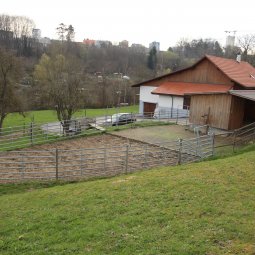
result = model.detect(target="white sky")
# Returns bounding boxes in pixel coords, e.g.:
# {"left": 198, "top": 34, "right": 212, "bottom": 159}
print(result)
{"left": 1, "top": 0, "right": 255, "bottom": 50}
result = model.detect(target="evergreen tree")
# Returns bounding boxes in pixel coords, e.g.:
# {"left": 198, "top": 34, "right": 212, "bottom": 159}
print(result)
{"left": 147, "top": 46, "right": 157, "bottom": 75}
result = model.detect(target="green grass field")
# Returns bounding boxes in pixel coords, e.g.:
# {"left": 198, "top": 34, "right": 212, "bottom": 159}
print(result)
{"left": 1, "top": 150, "right": 255, "bottom": 254}
{"left": 4, "top": 105, "right": 139, "bottom": 128}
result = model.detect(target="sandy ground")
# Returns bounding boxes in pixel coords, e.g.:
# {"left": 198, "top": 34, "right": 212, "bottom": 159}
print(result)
{"left": 111, "top": 125, "right": 196, "bottom": 144}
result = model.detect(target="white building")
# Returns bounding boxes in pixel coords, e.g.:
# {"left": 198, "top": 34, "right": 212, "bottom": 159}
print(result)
{"left": 39, "top": 37, "right": 51, "bottom": 46}
{"left": 149, "top": 41, "right": 160, "bottom": 52}
{"left": 32, "top": 29, "right": 41, "bottom": 40}
{"left": 226, "top": 35, "right": 235, "bottom": 47}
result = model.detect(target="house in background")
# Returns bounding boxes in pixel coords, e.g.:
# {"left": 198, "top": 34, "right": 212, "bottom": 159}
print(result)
{"left": 132, "top": 54, "right": 255, "bottom": 130}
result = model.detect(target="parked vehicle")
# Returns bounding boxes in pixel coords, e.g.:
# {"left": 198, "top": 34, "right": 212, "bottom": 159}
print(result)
{"left": 105, "top": 113, "right": 136, "bottom": 126}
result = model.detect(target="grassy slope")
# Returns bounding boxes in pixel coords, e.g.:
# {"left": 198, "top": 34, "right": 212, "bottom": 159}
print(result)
{"left": 4, "top": 105, "right": 139, "bottom": 127}
{"left": 0, "top": 152, "right": 255, "bottom": 255}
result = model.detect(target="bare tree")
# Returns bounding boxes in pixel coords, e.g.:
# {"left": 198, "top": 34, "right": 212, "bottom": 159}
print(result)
{"left": 0, "top": 14, "right": 35, "bottom": 38}
{"left": 56, "top": 23, "right": 67, "bottom": 42}
{"left": 0, "top": 48, "right": 23, "bottom": 132}
{"left": 238, "top": 34, "right": 255, "bottom": 61}
{"left": 0, "top": 14, "right": 12, "bottom": 31}
{"left": 66, "top": 25, "right": 75, "bottom": 42}
{"left": 34, "top": 54, "right": 84, "bottom": 135}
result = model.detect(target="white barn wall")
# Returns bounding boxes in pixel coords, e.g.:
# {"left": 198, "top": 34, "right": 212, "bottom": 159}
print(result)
{"left": 173, "top": 96, "right": 184, "bottom": 109}
{"left": 139, "top": 86, "right": 159, "bottom": 113}
{"left": 158, "top": 95, "right": 184, "bottom": 109}
{"left": 158, "top": 95, "right": 172, "bottom": 108}
{"left": 138, "top": 86, "right": 187, "bottom": 116}
{"left": 140, "top": 86, "right": 159, "bottom": 103}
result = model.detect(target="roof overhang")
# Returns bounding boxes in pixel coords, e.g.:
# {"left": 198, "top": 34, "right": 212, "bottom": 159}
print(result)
{"left": 151, "top": 82, "right": 233, "bottom": 96}
{"left": 229, "top": 90, "right": 255, "bottom": 102}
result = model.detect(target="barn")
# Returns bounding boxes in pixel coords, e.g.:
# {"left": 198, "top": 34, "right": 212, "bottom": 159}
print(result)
{"left": 133, "top": 54, "right": 255, "bottom": 130}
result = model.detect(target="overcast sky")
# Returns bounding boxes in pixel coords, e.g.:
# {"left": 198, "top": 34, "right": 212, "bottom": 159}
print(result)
{"left": 1, "top": 0, "right": 255, "bottom": 50}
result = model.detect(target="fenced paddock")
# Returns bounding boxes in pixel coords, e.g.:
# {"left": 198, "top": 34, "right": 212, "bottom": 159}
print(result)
{"left": 0, "top": 109, "right": 189, "bottom": 151}
{"left": 0, "top": 134, "right": 213, "bottom": 183}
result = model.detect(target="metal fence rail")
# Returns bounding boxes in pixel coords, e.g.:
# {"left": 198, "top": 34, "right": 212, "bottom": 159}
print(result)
{"left": 0, "top": 109, "right": 189, "bottom": 151}
{"left": 0, "top": 135, "right": 213, "bottom": 183}
{"left": 213, "top": 122, "right": 255, "bottom": 151}
{"left": 0, "top": 118, "right": 99, "bottom": 151}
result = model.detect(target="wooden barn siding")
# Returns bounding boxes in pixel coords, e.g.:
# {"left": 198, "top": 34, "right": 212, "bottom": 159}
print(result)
{"left": 190, "top": 94, "right": 232, "bottom": 130}
{"left": 143, "top": 59, "right": 233, "bottom": 87}
{"left": 228, "top": 96, "right": 245, "bottom": 129}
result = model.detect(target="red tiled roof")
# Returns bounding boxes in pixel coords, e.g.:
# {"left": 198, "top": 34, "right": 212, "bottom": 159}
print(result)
{"left": 151, "top": 82, "right": 233, "bottom": 96}
{"left": 205, "top": 55, "right": 255, "bottom": 88}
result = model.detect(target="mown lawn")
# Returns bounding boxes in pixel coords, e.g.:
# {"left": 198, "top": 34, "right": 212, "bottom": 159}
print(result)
{"left": 0, "top": 151, "right": 255, "bottom": 254}
{"left": 4, "top": 105, "right": 139, "bottom": 127}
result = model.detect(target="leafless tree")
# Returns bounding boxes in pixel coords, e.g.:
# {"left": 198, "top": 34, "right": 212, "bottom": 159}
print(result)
{"left": 34, "top": 54, "right": 85, "bottom": 135}
{"left": 238, "top": 34, "right": 255, "bottom": 61}
{"left": 56, "top": 23, "right": 67, "bottom": 42}
{"left": 0, "top": 14, "right": 35, "bottom": 38}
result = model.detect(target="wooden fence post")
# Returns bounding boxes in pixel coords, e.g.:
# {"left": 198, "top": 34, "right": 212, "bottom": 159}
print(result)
{"left": 125, "top": 145, "right": 129, "bottom": 174}
{"left": 144, "top": 144, "right": 148, "bottom": 167}
{"left": 56, "top": 148, "right": 59, "bottom": 180}
{"left": 30, "top": 122, "right": 33, "bottom": 145}
{"left": 211, "top": 133, "right": 215, "bottom": 156}
{"left": 178, "top": 138, "right": 182, "bottom": 165}
{"left": 233, "top": 129, "right": 236, "bottom": 152}
{"left": 80, "top": 150, "right": 83, "bottom": 176}
{"left": 20, "top": 154, "right": 25, "bottom": 179}
{"left": 104, "top": 147, "right": 107, "bottom": 172}
{"left": 196, "top": 136, "right": 200, "bottom": 157}
{"left": 176, "top": 108, "right": 179, "bottom": 124}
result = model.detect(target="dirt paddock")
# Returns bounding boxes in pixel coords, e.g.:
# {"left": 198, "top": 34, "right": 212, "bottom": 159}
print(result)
{"left": 0, "top": 133, "right": 187, "bottom": 183}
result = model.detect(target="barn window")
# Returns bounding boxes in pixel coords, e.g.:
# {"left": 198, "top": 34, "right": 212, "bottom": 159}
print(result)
{"left": 183, "top": 96, "right": 191, "bottom": 109}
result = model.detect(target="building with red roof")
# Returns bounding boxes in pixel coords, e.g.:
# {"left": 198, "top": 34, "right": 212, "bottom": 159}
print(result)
{"left": 83, "top": 38, "right": 95, "bottom": 46}
{"left": 132, "top": 54, "right": 255, "bottom": 130}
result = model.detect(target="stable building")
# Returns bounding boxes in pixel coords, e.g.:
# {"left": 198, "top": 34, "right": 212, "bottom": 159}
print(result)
{"left": 133, "top": 54, "right": 255, "bottom": 130}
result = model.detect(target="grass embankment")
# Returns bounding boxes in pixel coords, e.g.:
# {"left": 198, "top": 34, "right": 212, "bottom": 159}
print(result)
{"left": 4, "top": 105, "right": 139, "bottom": 127}
{"left": 1, "top": 150, "right": 255, "bottom": 254}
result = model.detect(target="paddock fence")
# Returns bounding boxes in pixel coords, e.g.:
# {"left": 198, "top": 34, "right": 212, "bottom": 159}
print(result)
{"left": 0, "top": 109, "right": 189, "bottom": 151}
{"left": 213, "top": 122, "right": 255, "bottom": 151}
{"left": 0, "top": 134, "right": 213, "bottom": 183}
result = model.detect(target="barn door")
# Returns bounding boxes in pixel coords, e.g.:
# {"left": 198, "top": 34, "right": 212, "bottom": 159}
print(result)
{"left": 144, "top": 102, "right": 156, "bottom": 117}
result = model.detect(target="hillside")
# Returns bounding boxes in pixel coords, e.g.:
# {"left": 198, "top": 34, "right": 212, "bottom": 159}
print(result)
{"left": 0, "top": 151, "right": 255, "bottom": 254}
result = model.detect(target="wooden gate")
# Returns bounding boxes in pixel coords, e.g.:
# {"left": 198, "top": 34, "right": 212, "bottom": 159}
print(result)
{"left": 144, "top": 102, "right": 156, "bottom": 117}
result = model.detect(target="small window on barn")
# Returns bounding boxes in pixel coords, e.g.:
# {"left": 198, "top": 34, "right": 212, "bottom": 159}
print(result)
{"left": 183, "top": 96, "right": 191, "bottom": 110}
